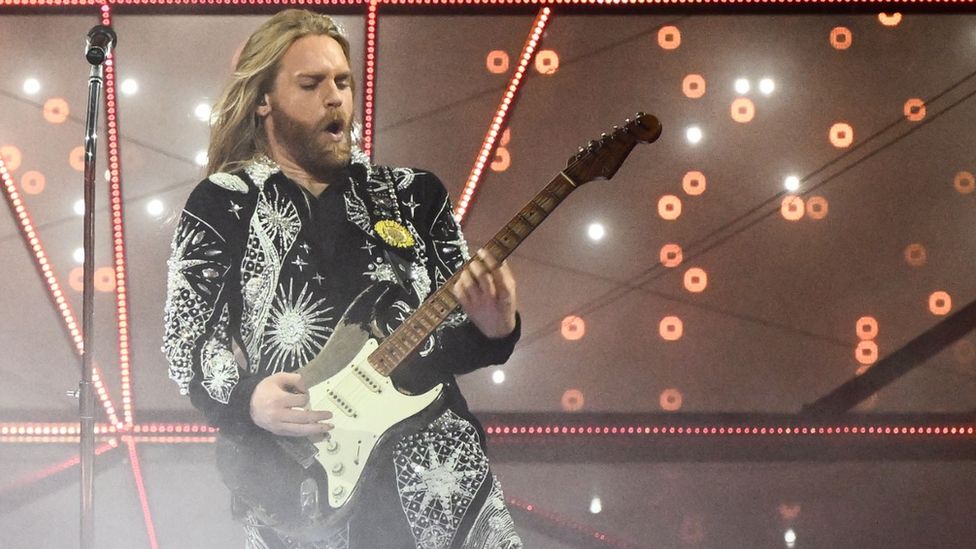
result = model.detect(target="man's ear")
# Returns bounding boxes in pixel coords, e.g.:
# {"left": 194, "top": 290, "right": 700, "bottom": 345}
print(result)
{"left": 255, "top": 94, "right": 271, "bottom": 118}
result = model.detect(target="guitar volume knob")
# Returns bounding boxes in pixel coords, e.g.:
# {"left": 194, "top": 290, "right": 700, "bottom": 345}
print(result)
{"left": 325, "top": 439, "right": 339, "bottom": 453}
{"left": 331, "top": 485, "right": 345, "bottom": 497}
{"left": 331, "top": 462, "right": 344, "bottom": 475}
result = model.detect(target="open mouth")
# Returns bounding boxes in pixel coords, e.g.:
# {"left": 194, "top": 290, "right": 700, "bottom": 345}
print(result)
{"left": 324, "top": 119, "right": 345, "bottom": 138}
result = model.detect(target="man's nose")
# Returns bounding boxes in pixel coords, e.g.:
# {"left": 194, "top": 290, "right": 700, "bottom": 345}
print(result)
{"left": 324, "top": 83, "right": 343, "bottom": 107}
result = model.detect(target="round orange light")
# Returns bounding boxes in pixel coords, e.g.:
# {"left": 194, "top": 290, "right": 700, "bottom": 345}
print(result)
{"left": 69, "top": 146, "right": 85, "bottom": 172}
{"left": 70, "top": 267, "right": 84, "bottom": 292}
{"left": 904, "top": 243, "right": 927, "bottom": 267}
{"left": 500, "top": 128, "right": 511, "bottom": 147}
{"left": 660, "top": 243, "right": 683, "bottom": 268}
{"left": 683, "top": 267, "right": 708, "bottom": 293}
{"left": 730, "top": 97, "right": 755, "bottom": 123}
{"left": 43, "top": 98, "right": 70, "bottom": 124}
{"left": 806, "top": 196, "right": 829, "bottom": 220}
{"left": 954, "top": 171, "right": 975, "bottom": 194}
{"left": 659, "top": 388, "right": 683, "bottom": 411}
{"left": 534, "top": 49, "right": 559, "bottom": 76}
{"left": 95, "top": 267, "right": 117, "bottom": 292}
{"left": 561, "top": 315, "right": 585, "bottom": 341}
{"left": 830, "top": 27, "right": 853, "bottom": 50}
{"left": 829, "top": 122, "right": 854, "bottom": 148}
{"left": 929, "top": 291, "right": 952, "bottom": 316}
{"left": 491, "top": 147, "right": 510, "bottom": 172}
{"left": 658, "top": 194, "right": 682, "bottom": 220}
{"left": 682, "top": 74, "right": 705, "bottom": 99}
{"left": 903, "top": 98, "right": 926, "bottom": 122}
{"left": 856, "top": 316, "right": 878, "bottom": 340}
{"left": 682, "top": 171, "right": 706, "bottom": 196}
{"left": 780, "top": 196, "right": 805, "bottom": 221}
{"left": 21, "top": 170, "right": 45, "bottom": 195}
{"left": 878, "top": 13, "right": 902, "bottom": 26}
{"left": 486, "top": 50, "right": 510, "bottom": 74}
{"left": 855, "top": 340, "right": 878, "bottom": 365}
{"left": 0, "top": 145, "right": 22, "bottom": 172}
{"left": 659, "top": 315, "right": 683, "bottom": 341}
{"left": 657, "top": 26, "right": 681, "bottom": 50}
{"left": 561, "top": 388, "right": 585, "bottom": 412}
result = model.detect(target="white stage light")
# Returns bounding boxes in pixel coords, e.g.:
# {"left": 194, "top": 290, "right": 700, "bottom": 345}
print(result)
{"left": 587, "top": 222, "right": 606, "bottom": 241}
{"left": 74, "top": 199, "right": 85, "bottom": 216}
{"left": 589, "top": 497, "right": 602, "bottom": 514}
{"left": 120, "top": 78, "right": 139, "bottom": 96}
{"left": 194, "top": 151, "right": 208, "bottom": 167}
{"left": 147, "top": 199, "right": 165, "bottom": 217}
{"left": 23, "top": 78, "right": 41, "bottom": 95}
{"left": 73, "top": 247, "right": 85, "bottom": 264}
{"left": 686, "top": 126, "right": 703, "bottom": 145}
{"left": 194, "top": 103, "right": 212, "bottom": 122}
{"left": 492, "top": 370, "right": 505, "bottom": 384}
{"left": 784, "top": 175, "right": 800, "bottom": 192}
{"left": 734, "top": 78, "right": 751, "bottom": 94}
{"left": 759, "top": 78, "right": 776, "bottom": 95}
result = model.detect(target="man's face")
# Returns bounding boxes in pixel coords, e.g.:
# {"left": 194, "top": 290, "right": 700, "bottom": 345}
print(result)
{"left": 260, "top": 34, "right": 355, "bottom": 179}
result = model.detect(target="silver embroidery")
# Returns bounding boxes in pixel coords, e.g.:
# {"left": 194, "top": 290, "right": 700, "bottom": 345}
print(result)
{"left": 263, "top": 280, "right": 334, "bottom": 374}
{"left": 209, "top": 172, "right": 249, "bottom": 194}
{"left": 162, "top": 214, "right": 229, "bottom": 393}
{"left": 200, "top": 305, "right": 239, "bottom": 403}
{"left": 395, "top": 410, "right": 489, "bottom": 549}
{"left": 245, "top": 157, "right": 281, "bottom": 190}
{"left": 461, "top": 476, "right": 522, "bottom": 549}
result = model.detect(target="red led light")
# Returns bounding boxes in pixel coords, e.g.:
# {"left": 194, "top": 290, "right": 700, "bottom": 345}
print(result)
{"left": 455, "top": 7, "right": 551, "bottom": 223}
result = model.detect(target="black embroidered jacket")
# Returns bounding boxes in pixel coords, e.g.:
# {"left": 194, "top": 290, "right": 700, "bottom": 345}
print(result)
{"left": 161, "top": 149, "right": 523, "bottom": 548}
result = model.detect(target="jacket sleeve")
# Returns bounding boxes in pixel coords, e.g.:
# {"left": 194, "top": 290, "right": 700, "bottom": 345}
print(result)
{"left": 403, "top": 171, "right": 521, "bottom": 376}
{"left": 161, "top": 179, "right": 260, "bottom": 434}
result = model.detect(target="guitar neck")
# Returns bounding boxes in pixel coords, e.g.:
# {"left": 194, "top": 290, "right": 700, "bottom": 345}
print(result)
{"left": 367, "top": 171, "right": 580, "bottom": 376}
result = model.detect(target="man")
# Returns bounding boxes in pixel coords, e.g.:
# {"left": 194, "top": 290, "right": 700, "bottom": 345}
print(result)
{"left": 162, "top": 9, "right": 523, "bottom": 549}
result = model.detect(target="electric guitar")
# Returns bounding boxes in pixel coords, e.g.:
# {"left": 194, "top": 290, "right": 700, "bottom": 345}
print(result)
{"left": 221, "top": 113, "right": 662, "bottom": 540}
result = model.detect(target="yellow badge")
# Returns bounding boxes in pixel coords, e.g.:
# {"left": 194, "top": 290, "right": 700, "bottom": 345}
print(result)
{"left": 374, "top": 220, "right": 415, "bottom": 248}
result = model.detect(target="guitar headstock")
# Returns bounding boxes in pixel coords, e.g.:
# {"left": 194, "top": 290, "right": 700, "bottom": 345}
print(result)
{"left": 564, "top": 112, "right": 662, "bottom": 186}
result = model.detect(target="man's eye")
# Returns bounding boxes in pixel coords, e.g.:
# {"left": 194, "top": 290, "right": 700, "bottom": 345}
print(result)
{"left": 336, "top": 80, "right": 350, "bottom": 90}
{"left": 301, "top": 83, "right": 316, "bottom": 90}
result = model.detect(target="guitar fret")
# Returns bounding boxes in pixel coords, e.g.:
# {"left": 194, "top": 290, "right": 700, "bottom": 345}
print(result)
{"left": 516, "top": 211, "right": 536, "bottom": 229}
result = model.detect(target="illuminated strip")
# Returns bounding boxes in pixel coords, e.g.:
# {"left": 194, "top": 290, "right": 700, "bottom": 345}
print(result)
{"left": 485, "top": 424, "right": 976, "bottom": 436}
{"left": 132, "top": 423, "right": 218, "bottom": 434}
{"left": 132, "top": 436, "right": 218, "bottom": 443}
{"left": 0, "top": 0, "right": 971, "bottom": 5}
{"left": 507, "top": 496, "right": 640, "bottom": 549}
{"left": 125, "top": 437, "right": 160, "bottom": 549}
{"left": 454, "top": 7, "right": 551, "bottom": 223}
{"left": 362, "top": 0, "right": 378, "bottom": 157}
{"left": 0, "top": 440, "right": 118, "bottom": 493}
{"left": 0, "top": 159, "right": 121, "bottom": 427}
{"left": 0, "top": 422, "right": 118, "bottom": 436}
{"left": 100, "top": 5, "right": 134, "bottom": 428}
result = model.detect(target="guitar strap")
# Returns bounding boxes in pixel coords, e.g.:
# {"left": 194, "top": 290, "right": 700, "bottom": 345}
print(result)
{"left": 363, "top": 165, "right": 419, "bottom": 297}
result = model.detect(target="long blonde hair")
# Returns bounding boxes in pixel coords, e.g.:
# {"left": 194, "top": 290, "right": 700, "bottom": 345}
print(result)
{"left": 207, "top": 9, "right": 352, "bottom": 175}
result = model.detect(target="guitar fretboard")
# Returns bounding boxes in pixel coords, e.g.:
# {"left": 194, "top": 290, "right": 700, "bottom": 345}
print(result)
{"left": 367, "top": 171, "right": 579, "bottom": 376}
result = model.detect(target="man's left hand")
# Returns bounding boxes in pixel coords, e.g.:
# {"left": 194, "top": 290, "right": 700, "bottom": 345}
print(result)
{"left": 450, "top": 249, "right": 517, "bottom": 339}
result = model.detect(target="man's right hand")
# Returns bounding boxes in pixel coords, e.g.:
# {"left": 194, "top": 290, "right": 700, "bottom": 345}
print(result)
{"left": 250, "top": 372, "right": 334, "bottom": 437}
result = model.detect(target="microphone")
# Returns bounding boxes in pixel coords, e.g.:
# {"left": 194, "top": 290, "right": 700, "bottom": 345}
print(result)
{"left": 85, "top": 25, "right": 117, "bottom": 66}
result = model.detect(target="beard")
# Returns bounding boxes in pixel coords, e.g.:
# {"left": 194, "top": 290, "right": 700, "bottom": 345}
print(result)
{"left": 269, "top": 105, "right": 353, "bottom": 181}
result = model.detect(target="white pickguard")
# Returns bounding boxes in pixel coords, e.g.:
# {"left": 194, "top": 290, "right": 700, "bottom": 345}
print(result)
{"left": 306, "top": 338, "right": 443, "bottom": 508}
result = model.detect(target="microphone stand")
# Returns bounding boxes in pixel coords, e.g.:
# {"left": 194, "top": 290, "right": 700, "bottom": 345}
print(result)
{"left": 79, "top": 25, "right": 115, "bottom": 549}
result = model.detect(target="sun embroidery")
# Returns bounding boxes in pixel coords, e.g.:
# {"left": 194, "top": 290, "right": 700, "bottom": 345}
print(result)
{"left": 263, "top": 280, "right": 334, "bottom": 373}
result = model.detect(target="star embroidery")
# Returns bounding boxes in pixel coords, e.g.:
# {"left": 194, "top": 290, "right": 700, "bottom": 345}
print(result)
{"left": 361, "top": 240, "right": 376, "bottom": 255}
{"left": 400, "top": 442, "right": 480, "bottom": 516}
{"left": 300, "top": 242, "right": 311, "bottom": 254}
{"left": 228, "top": 201, "right": 243, "bottom": 219}
{"left": 291, "top": 257, "right": 309, "bottom": 271}
{"left": 313, "top": 273, "right": 325, "bottom": 285}
{"left": 404, "top": 196, "right": 420, "bottom": 217}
